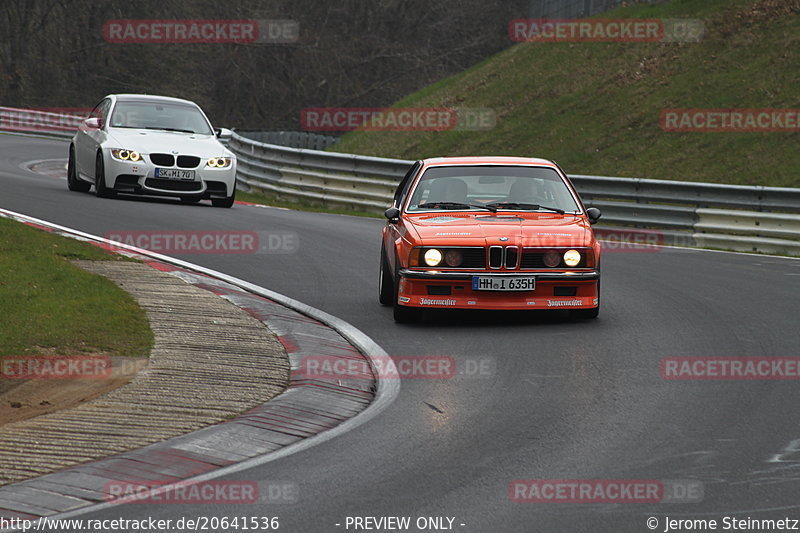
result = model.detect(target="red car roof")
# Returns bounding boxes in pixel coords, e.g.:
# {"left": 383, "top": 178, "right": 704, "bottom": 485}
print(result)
{"left": 421, "top": 156, "right": 557, "bottom": 167}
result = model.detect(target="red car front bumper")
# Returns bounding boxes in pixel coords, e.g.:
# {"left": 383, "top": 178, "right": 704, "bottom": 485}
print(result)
{"left": 397, "top": 269, "right": 599, "bottom": 311}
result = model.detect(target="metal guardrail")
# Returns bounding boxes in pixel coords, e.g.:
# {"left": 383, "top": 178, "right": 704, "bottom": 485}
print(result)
{"left": 0, "top": 107, "right": 82, "bottom": 139}
{"left": 237, "top": 130, "right": 339, "bottom": 150}
{"left": 0, "top": 108, "right": 797, "bottom": 256}
{"left": 229, "top": 131, "right": 408, "bottom": 211}
{"left": 572, "top": 174, "right": 800, "bottom": 213}
{"left": 228, "top": 131, "right": 800, "bottom": 256}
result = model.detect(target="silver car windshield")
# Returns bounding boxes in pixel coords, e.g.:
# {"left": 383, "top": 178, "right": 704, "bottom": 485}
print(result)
{"left": 109, "top": 101, "right": 213, "bottom": 135}
{"left": 406, "top": 165, "right": 580, "bottom": 213}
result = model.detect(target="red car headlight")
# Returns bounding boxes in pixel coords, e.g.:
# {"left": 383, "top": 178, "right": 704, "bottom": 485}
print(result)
{"left": 543, "top": 250, "right": 561, "bottom": 267}
{"left": 444, "top": 250, "right": 463, "bottom": 267}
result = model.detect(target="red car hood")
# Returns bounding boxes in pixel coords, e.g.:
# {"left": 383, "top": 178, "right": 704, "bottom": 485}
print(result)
{"left": 406, "top": 212, "right": 592, "bottom": 248}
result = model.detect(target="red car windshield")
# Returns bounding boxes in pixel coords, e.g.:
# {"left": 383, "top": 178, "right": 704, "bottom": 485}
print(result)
{"left": 406, "top": 165, "right": 580, "bottom": 213}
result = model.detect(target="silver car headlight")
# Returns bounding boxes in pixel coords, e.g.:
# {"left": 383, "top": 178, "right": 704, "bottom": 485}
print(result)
{"left": 206, "top": 157, "right": 232, "bottom": 168}
{"left": 110, "top": 149, "right": 143, "bottom": 162}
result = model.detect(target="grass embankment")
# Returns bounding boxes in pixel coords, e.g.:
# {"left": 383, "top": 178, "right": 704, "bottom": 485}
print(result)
{"left": 237, "top": 190, "right": 381, "bottom": 218}
{"left": 0, "top": 217, "right": 153, "bottom": 358}
{"left": 331, "top": 0, "right": 799, "bottom": 187}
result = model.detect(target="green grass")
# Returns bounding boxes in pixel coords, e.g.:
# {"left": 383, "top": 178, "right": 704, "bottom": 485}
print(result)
{"left": 0, "top": 217, "right": 153, "bottom": 358}
{"left": 332, "top": 0, "right": 799, "bottom": 187}
{"left": 237, "top": 190, "right": 381, "bottom": 218}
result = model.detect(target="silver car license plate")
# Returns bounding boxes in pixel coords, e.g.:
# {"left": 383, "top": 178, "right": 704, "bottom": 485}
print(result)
{"left": 155, "top": 168, "right": 195, "bottom": 180}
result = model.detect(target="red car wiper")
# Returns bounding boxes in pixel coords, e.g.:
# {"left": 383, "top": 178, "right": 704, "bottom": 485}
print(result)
{"left": 418, "top": 201, "right": 497, "bottom": 212}
{"left": 486, "top": 202, "right": 565, "bottom": 214}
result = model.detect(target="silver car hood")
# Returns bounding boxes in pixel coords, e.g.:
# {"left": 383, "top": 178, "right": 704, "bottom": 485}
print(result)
{"left": 105, "top": 128, "right": 231, "bottom": 157}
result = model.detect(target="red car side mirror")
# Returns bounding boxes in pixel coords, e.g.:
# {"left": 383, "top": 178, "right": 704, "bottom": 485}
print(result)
{"left": 384, "top": 207, "right": 400, "bottom": 223}
{"left": 586, "top": 207, "right": 602, "bottom": 225}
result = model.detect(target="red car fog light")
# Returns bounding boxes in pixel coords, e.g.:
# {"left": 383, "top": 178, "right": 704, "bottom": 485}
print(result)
{"left": 543, "top": 250, "right": 561, "bottom": 267}
{"left": 445, "top": 250, "right": 463, "bottom": 267}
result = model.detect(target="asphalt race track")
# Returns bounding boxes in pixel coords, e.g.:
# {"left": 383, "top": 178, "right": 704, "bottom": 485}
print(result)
{"left": 3, "top": 133, "right": 800, "bottom": 532}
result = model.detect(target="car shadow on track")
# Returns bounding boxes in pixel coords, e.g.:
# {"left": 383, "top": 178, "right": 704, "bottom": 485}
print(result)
{"left": 389, "top": 308, "right": 603, "bottom": 329}
{"left": 85, "top": 192, "right": 216, "bottom": 208}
